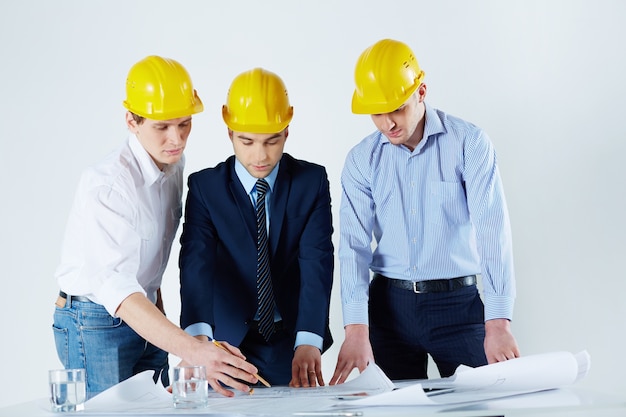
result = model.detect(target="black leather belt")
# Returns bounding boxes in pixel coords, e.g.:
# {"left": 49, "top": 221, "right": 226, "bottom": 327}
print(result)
{"left": 58, "top": 291, "right": 92, "bottom": 303}
{"left": 375, "top": 274, "right": 476, "bottom": 294}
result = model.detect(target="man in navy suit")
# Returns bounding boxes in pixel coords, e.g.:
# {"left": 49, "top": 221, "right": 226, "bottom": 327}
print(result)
{"left": 179, "top": 68, "right": 334, "bottom": 387}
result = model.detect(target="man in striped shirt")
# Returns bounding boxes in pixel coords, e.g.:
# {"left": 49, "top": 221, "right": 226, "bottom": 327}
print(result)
{"left": 330, "top": 39, "right": 520, "bottom": 384}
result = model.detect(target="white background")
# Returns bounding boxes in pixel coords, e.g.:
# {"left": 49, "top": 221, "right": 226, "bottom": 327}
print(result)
{"left": 1, "top": 0, "right": 625, "bottom": 408}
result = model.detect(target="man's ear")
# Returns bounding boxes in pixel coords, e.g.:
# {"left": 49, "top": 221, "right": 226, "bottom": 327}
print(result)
{"left": 284, "top": 127, "right": 289, "bottom": 140}
{"left": 417, "top": 83, "right": 428, "bottom": 102}
{"left": 227, "top": 129, "right": 234, "bottom": 140}
{"left": 125, "top": 112, "right": 138, "bottom": 132}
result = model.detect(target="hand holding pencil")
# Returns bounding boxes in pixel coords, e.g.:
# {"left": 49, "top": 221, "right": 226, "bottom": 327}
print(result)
{"left": 178, "top": 336, "right": 260, "bottom": 397}
{"left": 212, "top": 339, "right": 271, "bottom": 387}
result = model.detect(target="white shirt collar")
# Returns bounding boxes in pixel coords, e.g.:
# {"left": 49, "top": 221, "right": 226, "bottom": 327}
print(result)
{"left": 128, "top": 133, "right": 181, "bottom": 186}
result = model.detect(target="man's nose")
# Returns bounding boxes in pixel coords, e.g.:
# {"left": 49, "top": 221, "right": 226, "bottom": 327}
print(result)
{"left": 167, "top": 127, "right": 185, "bottom": 145}
{"left": 254, "top": 145, "right": 267, "bottom": 161}
{"left": 381, "top": 114, "right": 396, "bottom": 131}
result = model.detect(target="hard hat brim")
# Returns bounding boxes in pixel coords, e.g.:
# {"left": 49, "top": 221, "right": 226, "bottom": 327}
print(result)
{"left": 351, "top": 81, "right": 419, "bottom": 115}
{"left": 124, "top": 94, "right": 204, "bottom": 121}
{"left": 222, "top": 105, "right": 293, "bottom": 134}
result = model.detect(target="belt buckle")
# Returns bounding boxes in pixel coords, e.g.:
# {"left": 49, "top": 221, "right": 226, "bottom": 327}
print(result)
{"left": 412, "top": 282, "right": 422, "bottom": 294}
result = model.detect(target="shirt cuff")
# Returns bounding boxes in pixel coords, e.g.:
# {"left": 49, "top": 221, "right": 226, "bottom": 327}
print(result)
{"left": 294, "top": 331, "right": 323, "bottom": 351}
{"left": 484, "top": 295, "right": 515, "bottom": 321}
{"left": 97, "top": 276, "right": 146, "bottom": 317}
{"left": 184, "top": 322, "right": 214, "bottom": 339}
{"left": 342, "top": 302, "right": 369, "bottom": 327}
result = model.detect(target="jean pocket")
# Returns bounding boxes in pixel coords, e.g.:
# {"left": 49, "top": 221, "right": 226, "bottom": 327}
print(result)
{"left": 52, "top": 324, "right": 69, "bottom": 368}
{"left": 78, "top": 310, "right": 123, "bottom": 330}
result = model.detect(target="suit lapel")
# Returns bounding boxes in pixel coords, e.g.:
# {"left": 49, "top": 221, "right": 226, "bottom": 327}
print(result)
{"left": 227, "top": 160, "right": 256, "bottom": 243}
{"left": 270, "top": 157, "right": 291, "bottom": 256}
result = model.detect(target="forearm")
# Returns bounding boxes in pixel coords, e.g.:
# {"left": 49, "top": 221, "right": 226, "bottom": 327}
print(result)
{"left": 116, "top": 293, "right": 259, "bottom": 396}
{"left": 116, "top": 292, "right": 202, "bottom": 362}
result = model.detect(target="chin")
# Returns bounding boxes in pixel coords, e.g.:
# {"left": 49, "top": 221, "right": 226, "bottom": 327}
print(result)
{"left": 388, "top": 137, "right": 407, "bottom": 146}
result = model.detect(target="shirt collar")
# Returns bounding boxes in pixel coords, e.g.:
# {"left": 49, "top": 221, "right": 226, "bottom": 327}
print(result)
{"left": 420, "top": 102, "right": 445, "bottom": 148}
{"left": 234, "top": 158, "right": 280, "bottom": 195}
{"left": 128, "top": 133, "right": 180, "bottom": 186}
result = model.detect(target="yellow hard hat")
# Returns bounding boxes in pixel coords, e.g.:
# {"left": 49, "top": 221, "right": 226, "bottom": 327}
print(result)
{"left": 123, "top": 55, "right": 203, "bottom": 120}
{"left": 222, "top": 68, "right": 293, "bottom": 134}
{"left": 352, "top": 39, "right": 425, "bottom": 114}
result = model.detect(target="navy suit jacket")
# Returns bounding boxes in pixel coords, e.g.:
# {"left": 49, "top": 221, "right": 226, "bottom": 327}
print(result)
{"left": 179, "top": 153, "right": 334, "bottom": 351}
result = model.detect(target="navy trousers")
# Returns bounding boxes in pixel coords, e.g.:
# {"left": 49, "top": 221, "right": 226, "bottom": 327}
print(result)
{"left": 239, "top": 323, "right": 294, "bottom": 386}
{"left": 369, "top": 276, "right": 487, "bottom": 380}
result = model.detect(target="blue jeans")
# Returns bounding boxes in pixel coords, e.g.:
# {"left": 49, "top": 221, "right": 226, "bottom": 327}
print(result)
{"left": 52, "top": 297, "right": 169, "bottom": 399}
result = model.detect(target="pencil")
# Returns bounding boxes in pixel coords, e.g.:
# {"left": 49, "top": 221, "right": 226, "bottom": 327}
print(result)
{"left": 212, "top": 339, "right": 272, "bottom": 388}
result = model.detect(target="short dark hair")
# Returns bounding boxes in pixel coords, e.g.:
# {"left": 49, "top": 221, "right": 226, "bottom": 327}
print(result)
{"left": 130, "top": 112, "right": 145, "bottom": 125}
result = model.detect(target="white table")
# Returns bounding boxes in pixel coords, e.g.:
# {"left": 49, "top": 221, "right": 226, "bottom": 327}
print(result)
{"left": 1, "top": 387, "right": 624, "bottom": 417}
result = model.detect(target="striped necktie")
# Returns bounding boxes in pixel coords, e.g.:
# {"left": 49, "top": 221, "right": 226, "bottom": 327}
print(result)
{"left": 255, "top": 178, "right": 275, "bottom": 340}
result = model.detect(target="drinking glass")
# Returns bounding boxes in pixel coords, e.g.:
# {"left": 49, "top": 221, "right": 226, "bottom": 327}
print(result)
{"left": 49, "top": 368, "right": 86, "bottom": 412}
{"left": 172, "top": 365, "right": 209, "bottom": 409}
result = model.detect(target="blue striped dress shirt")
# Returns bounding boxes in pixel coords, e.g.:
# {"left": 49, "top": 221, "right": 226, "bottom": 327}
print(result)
{"left": 339, "top": 103, "right": 516, "bottom": 326}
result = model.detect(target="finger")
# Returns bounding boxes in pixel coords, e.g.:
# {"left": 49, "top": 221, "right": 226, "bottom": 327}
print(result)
{"left": 329, "top": 368, "right": 344, "bottom": 385}
{"left": 214, "top": 372, "right": 253, "bottom": 394}
{"left": 330, "top": 363, "right": 351, "bottom": 385}
{"left": 306, "top": 369, "right": 317, "bottom": 387}
{"left": 495, "top": 352, "right": 511, "bottom": 362}
{"left": 329, "top": 360, "right": 346, "bottom": 385}
{"left": 298, "top": 366, "right": 313, "bottom": 388}
{"left": 356, "top": 359, "right": 370, "bottom": 373}
{"left": 219, "top": 340, "right": 247, "bottom": 360}
{"left": 208, "top": 379, "right": 234, "bottom": 398}
{"left": 209, "top": 360, "right": 257, "bottom": 386}
{"left": 223, "top": 357, "right": 258, "bottom": 383}
{"left": 506, "top": 349, "right": 520, "bottom": 360}
{"left": 490, "top": 353, "right": 503, "bottom": 363}
{"left": 224, "top": 365, "right": 258, "bottom": 385}
{"left": 335, "top": 372, "right": 348, "bottom": 385}
{"left": 317, "top": 371, "right": 325, "bottom": 387}
{"left": 290, "top": 364, "right": 301, "bottom": 388}
{"left": 499, "top": 348, "right": 518, "bottom": 361}
{"left": 310, "top": 369, "right": 323, "bottom": 387}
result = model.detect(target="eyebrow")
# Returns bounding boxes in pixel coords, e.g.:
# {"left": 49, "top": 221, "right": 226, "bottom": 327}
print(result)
{"left": 154, "top": 118, "right": 192, "bottom": 127}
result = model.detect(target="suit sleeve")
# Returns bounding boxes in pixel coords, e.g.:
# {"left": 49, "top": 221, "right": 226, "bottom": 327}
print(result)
{"left": 179, "top": 173, "right": 217, "bottom": 331}
{"left": 295, "top": 168, "right": 334, "bottom": 339}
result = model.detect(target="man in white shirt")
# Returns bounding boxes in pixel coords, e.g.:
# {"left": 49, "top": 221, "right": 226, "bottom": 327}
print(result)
{"left": 53, "top": 55, "right": 258, "bottom": 399}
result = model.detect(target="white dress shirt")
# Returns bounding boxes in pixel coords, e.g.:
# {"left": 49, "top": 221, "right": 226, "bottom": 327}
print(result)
{"left": 55, "top": 134, "right": 184, "bottom": 317}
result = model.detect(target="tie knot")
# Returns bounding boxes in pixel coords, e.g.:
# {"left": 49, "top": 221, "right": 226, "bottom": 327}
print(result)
{"left": 256, "top": 178, "right": 269, "bottom": 197}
